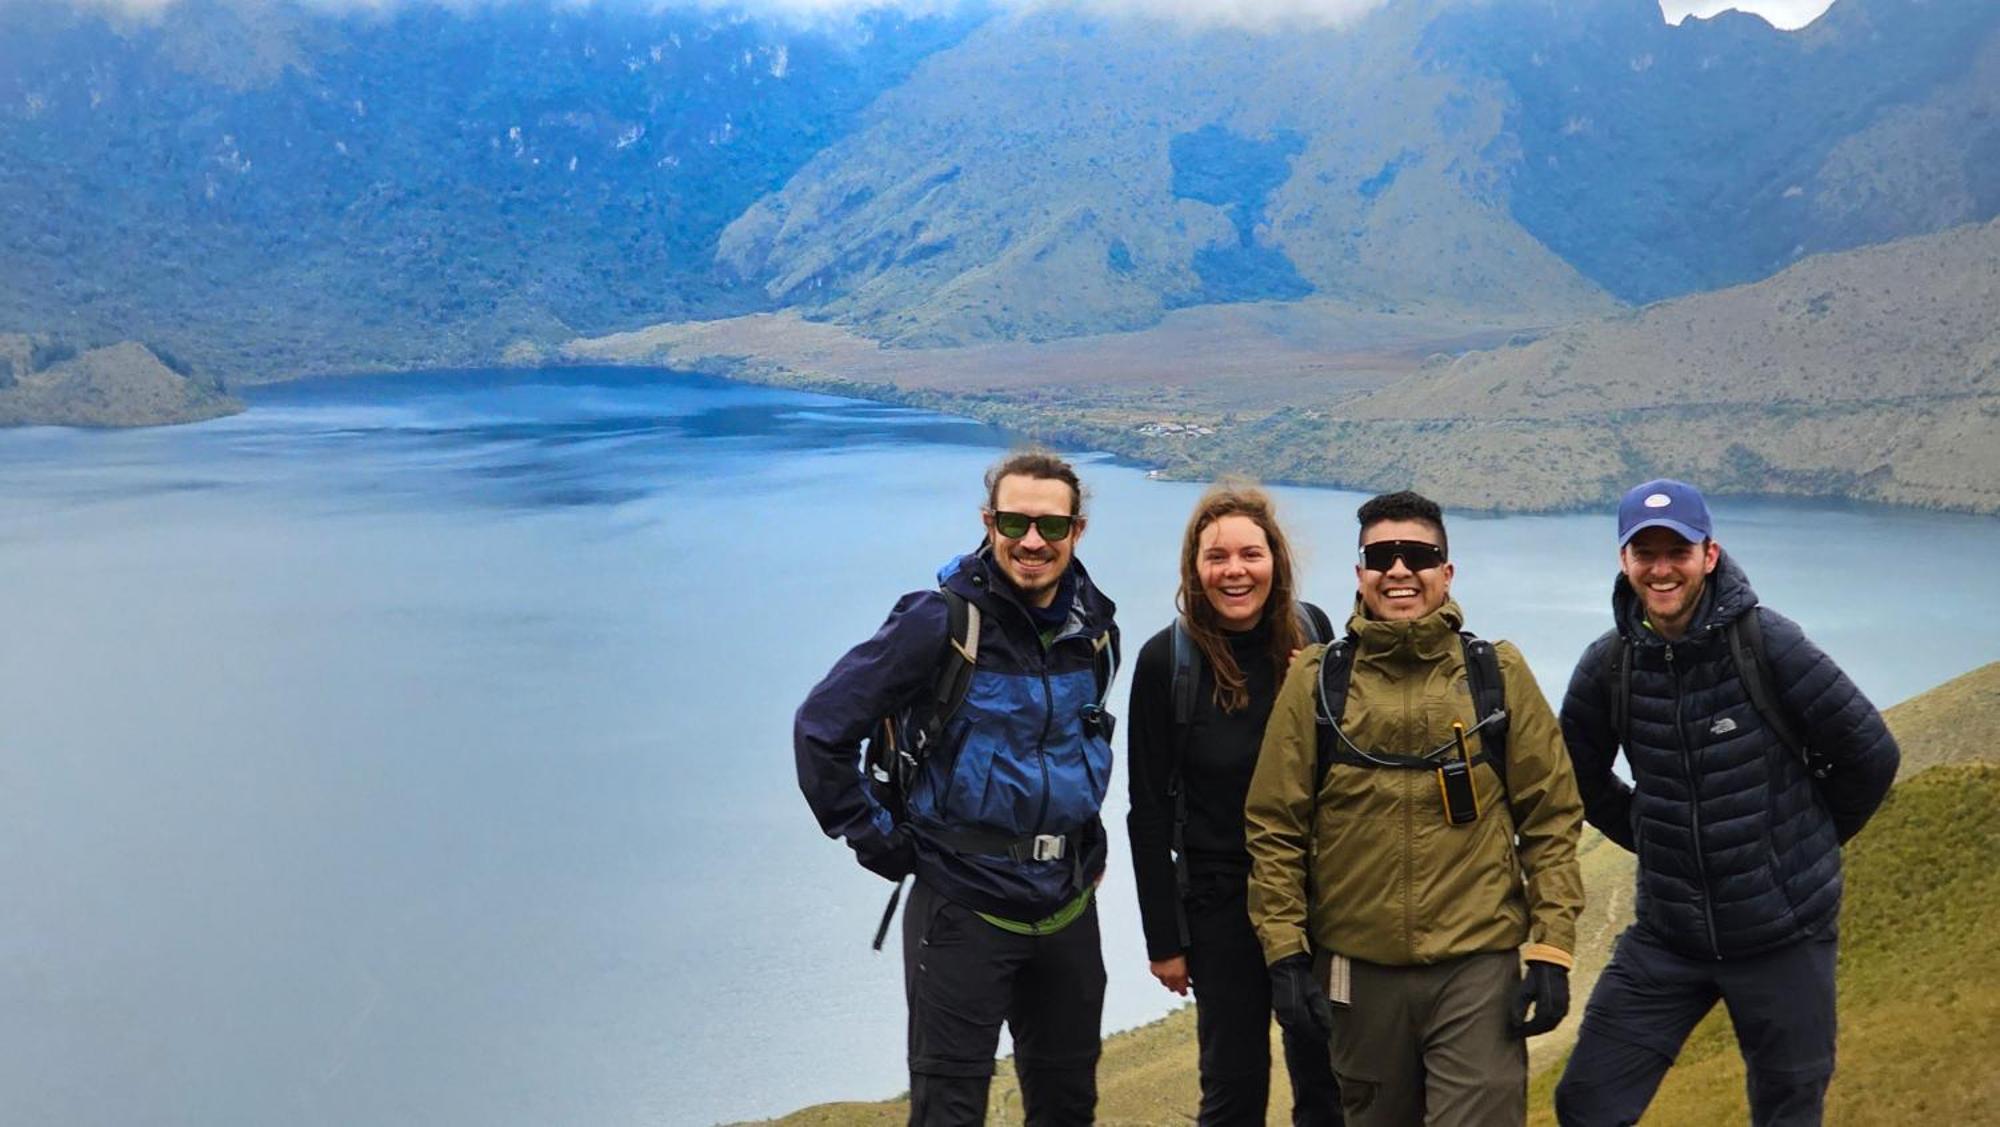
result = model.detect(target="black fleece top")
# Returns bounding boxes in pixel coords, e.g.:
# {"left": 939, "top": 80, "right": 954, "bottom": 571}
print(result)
{"left": 1125, "top": 616, "right": 1285, "bottom": 961}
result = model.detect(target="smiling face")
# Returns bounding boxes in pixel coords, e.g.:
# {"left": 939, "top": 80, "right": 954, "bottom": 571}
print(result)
{"left": 983, "top": 472, "right": 1082, "bottom": 608}
{"left": 1620, "top": 526, "right": 1720, "bottom": 640}
{"left": 1196, "top": 514, "right": 1275, "bottom": 632}
{"left": 1356, "top": 518, "right": 1453, "bottom": 621}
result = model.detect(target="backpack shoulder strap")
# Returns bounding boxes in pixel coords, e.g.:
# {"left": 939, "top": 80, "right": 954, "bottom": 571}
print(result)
{"left": 915, "top": 588, "right": 979, "bottom": 750}
{"left": 1726, "top": 610, "right": 1818, "bottom": 777}
{"left": 1458, "top": 632, "right": 1511, "bottom": 804}
{"left": 1163, "top": 619, "right": 1199, "bottom": 947}
{"left": 1169, "top": 618, "right": 1200, "bottom": 728}
{"left": 1313, "top": 635, "right": 1357, "bottom": 794}
{"left": 1599, "top": 630, "right": 1630, "bottom": 752}
{"left": 1091, "top": 625, "right": 1120, "bottom": 710}
{"left": 1295, "top": 602, "right": 1334, "bottom": 646}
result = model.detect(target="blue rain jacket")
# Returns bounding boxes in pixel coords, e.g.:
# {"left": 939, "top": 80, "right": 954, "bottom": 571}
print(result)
{"left": 795, "top": 545, "right": 1119, "bottom": 919}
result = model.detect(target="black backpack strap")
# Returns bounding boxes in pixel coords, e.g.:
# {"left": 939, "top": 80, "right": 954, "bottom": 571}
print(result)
{"left": 1726, "top": 610, "right": 1821, "bottom": 778}
{"left": 866, "top": 588, "right": 978, "bottom": 952}
{"left": 1169, "top": 619, "right": 1200, "bottom": 728}
{"left": 916, "top": 589, "right": 979, "bottom": 750}
{"left": 1164, "top": 618, "right": 1199, "bottom": 946}
{"left": 1313, "top": 636, "right": 1357, "bottom": 795}
{"left": 1459, "top": 632, "right": 1511, "bottom": 807}
{"left": 1296, "top": 601, "right": 1334, "bottom": 646}
{"left": 1599, "top": 630, "right": 1630, "bottom": 752}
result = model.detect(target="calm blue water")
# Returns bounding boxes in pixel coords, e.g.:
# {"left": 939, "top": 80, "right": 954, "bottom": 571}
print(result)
{"left": 0, "top": 367, "right": 1992, "bottom": 1125}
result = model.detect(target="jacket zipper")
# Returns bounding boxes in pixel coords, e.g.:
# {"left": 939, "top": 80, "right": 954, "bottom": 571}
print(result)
{"left": 1669, "top": 645, "right": 1723, "bottom": 959}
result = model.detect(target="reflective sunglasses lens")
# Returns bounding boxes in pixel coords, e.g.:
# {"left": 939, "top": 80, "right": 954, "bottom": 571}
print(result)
{"left": 992, "top": 511, "right": 1031, "bottom": 538}
{"left": 1362, "top": 540, "right": 1444, "bottom": 572}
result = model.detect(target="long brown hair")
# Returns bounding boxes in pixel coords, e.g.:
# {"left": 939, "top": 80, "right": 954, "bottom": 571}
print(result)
{"left": 1176, "top": 479, "right": 1305, "bottom": 713}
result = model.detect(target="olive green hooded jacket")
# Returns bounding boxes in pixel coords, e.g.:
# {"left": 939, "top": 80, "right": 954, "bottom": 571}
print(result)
{"left": 1245, "top": 598, "right": 1584, "bottom": 969}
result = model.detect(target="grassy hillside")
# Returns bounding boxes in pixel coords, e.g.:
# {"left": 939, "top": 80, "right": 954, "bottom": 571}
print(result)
{"left": 0, "top": 333, "right": 241, "bottom": 427}
{"left": 1543, "top": 660, "right": 2000, "bottom": 1126}
{"left": 749, "top": 662, "right": 2000, "bottom": 1126}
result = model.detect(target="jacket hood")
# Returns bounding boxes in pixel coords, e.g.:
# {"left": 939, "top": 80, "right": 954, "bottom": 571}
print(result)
{"left": 1345, "top": 595, "right": 1466, "bottom": 659}
{"left": 1612, "top": 547, "right": 1760, "bottom": 645}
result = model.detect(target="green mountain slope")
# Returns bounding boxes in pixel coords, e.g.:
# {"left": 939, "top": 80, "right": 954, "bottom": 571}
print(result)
{"left": 720, "top": 0, "right": 2000, "bottom": 347}
{"left": 750, "top": 662, "right": 1999, "bottom": 1125}
{"left": 717, "top": 3, "right": 1618, "bottom": 346}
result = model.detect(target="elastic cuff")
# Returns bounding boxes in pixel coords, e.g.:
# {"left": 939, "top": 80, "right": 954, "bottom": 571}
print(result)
{"left": 1522, "top": 942, "right": 1574, "bottom": 970}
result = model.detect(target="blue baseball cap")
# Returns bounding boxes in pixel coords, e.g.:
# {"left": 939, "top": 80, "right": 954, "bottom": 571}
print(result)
{"left": 1618, "top": 479, "right": 1712, "bottom": 546}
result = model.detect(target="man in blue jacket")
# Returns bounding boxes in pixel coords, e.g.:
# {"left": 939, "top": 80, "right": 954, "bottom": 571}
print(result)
{"left": 795, "top": 450, "right": 1119, "bottom": 1127}
{"left": 1554, "top": 480, "right": 1900, "bottom": 1126}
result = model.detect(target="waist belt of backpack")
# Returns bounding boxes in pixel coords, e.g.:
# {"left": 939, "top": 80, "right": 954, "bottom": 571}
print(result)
{"left": 931, "top": 827, "right": 1075, "bottom": 863}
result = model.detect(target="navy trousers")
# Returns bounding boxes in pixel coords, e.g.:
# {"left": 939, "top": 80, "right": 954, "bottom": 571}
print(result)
{"left": 902, "top": 880, "right": 1105, "bottom": 1127}
{"left": 1555, "top": 924, "right": 1838, "bottom": 1127}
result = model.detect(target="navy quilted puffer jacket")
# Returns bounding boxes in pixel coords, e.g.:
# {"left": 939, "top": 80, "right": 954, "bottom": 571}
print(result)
{"left": 1560, "top": 551, "right": 1899, "bottom": 959}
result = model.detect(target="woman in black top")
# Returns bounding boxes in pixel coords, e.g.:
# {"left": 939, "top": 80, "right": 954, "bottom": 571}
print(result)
{"left": 1127, "top": 482, "right": 1343, "bottom": 1126}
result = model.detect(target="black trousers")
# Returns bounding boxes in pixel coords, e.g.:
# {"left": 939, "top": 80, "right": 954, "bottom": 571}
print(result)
{"left": 1555, "top": 925, "right": 1838, "bottom": 1127}
{"left": 902, "top": 879, "right": 1105, "bottom": 1127}
{"left": 1185, "top": 882, "right": 1344, "bottom": 1127}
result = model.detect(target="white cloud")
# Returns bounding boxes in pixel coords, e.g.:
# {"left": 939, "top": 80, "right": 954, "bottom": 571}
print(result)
{"left": 18, "top": 0, "right": 1840, "bottom": 34}
{"left": 1657, "top": 1, "right": 1837, "bottom": 32}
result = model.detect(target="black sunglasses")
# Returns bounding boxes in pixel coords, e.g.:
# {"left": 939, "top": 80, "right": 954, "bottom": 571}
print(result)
{"left": 1359, "top": 539, "right": 1446, "bottom": 573}
{"left": 991, "top": 510, "right": 1077, "bottom": 541}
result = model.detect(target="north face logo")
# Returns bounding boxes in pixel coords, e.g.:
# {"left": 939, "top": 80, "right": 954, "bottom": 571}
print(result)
{"left": 1710, "top": 717, "right": 1739, "bottom": 736}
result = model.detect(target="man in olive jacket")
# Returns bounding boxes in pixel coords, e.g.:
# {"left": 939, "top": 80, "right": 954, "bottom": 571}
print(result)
{"left": 1246, "top": 491, "right": 1585, "bottom": 1127}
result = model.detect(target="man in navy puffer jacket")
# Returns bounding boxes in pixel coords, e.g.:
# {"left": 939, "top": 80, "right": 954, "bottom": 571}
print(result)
{"left": 1554, "top": 480, "right": 1898, "bottom": 1127}
{"left": 796, "top": 451, "right": 1119, "bottom": 1127}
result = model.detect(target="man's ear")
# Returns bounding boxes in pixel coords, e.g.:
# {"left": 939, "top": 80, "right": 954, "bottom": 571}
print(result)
{"left": 1703, "top": 538, "right": 1721, "bottom": 575}
{"left": 1070, "top": 515, "right": 1087, "bottom": 543}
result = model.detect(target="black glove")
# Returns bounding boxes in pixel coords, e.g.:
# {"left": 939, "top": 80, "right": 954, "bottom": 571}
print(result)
{"left": 1512, "top": 961, "right": 1570, "bottom": 1037}
{"left": 1269, "top": 954, "right": 1335, "bottom": 1040}
{"left": 858, "top": 825, "right": 915, "bottom": 882}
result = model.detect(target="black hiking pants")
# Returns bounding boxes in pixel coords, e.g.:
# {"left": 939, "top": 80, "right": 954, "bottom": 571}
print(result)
{"left": 902, "top": 879, "right": 1104, "bottom": 1127}
{"left": 1555, "top": 924, "right": 1837, "bottom": 1127}
{"left": 1185, "top": 881, "right": 1344, "bottom": 1126}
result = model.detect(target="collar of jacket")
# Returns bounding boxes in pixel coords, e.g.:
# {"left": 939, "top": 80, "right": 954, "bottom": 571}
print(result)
{"left": 1343, "top": 595, "right": 1466, "bottom": 664}
{"left": 939, "top": 542, "right": 1117, "bottom": 644}
{"left": 1611, "top": 547, "right": 1762, "bottom": 648}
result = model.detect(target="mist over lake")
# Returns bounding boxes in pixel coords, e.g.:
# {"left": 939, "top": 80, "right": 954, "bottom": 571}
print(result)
{"left": 1, "top": 367, "right": 1992, "bottom": 1126}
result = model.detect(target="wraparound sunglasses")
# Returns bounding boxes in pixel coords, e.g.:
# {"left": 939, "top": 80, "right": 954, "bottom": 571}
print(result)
{"left": 1359, "top": 539, "right": 1446, "bottom": 572}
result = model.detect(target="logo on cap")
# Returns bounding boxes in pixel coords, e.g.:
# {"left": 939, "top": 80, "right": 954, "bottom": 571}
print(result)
{"left": 1645, "top": 493, "right": 1672, "bottom": 509}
